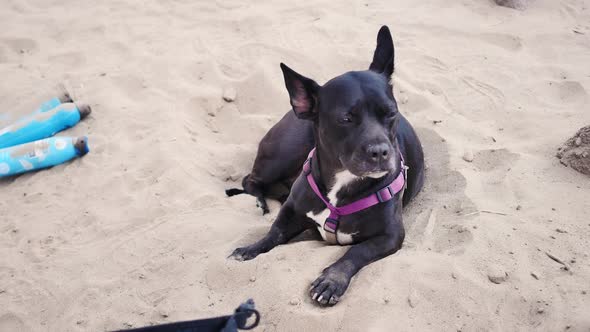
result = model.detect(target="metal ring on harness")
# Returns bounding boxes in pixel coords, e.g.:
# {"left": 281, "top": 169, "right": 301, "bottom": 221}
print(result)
{"left": 236, "top": 309, "right": 260, "bottom": 330}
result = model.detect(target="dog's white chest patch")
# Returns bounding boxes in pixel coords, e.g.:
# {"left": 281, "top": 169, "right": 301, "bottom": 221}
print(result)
{"left": 306, "top": 170, "right": 360, "bottom": 245}
{"left": 306, "top": 209, "right": 357, "bottom": 245}
{"left": 306, "top": 209, "right": 331, "bottom": 241}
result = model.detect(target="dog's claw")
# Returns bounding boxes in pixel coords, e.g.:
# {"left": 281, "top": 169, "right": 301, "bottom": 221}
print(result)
{"left": 229, "top": 246, "right": 259, "bottom": 261}
{"left": 329, "top": 295, "right": 340, "bottom": 305}
{"left": 228, "top": 248, "right": 244, "bottom": 261}
{"left": 309, "top": 269, "right": 349, "bottom": 307}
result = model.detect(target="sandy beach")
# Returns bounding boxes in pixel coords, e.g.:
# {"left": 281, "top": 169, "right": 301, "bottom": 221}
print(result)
{"left": 1, "top": 0, "right": 590, "bottom": 331}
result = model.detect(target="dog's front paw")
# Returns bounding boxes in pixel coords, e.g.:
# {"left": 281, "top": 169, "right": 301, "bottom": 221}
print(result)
{"left": 229, "top": 246, "right": 260, "bottom": 261}
{"left": 309, "top": 269, "right": 351, "bottom": 307}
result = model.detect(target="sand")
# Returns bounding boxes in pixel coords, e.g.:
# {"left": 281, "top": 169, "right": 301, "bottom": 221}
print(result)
{"left": 1, "top": 0, "right": 590, "bottom": 331}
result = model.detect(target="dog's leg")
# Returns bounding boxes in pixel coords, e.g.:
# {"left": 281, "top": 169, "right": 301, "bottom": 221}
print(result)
{"left": 241, "top": 179, "right": 270, "bottom": 215}
{"left": 229, "top": 206, "right": 310, "bottom": 261}
{"left": 225, "top": 188, "right": 269, "bottom": 214}
{"left": 275, "top": 181, "right": 292, "bottom": 204}
{"left": 309, "top": 228, "right": 404, "bottom": 306}
{"left": 255, "top": 195, "right": 270, "bottom": 215}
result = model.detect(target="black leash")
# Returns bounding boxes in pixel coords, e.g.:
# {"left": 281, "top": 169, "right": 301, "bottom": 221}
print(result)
{"left": 112, "top": 299, "right": 260, "bottom": 332}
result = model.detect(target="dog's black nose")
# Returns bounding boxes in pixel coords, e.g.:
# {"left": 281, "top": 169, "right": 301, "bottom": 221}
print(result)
{"left": 366, "top": 143, "right": 391, "bottom": 162}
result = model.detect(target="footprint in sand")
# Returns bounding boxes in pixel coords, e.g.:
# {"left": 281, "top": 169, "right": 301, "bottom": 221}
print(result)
{"left": 559, "top": 1, "right": 578, "bottom": 20}
{"left": 418, "top": 55, "right": 451, "bottom": 73}
{"left": 111, "top": 74, "right": 149, "bottom": 100}
{"left": 205, "top": 103, "right": 275, "bottom": 144}
{"left": 0, "top": 313, "right": 27, "bottom": 331}
{"left": 277, "top": 6, "right": 324, "bottom": 25}
{"left": 213, "top": 0, "right": 247, "bottom": 10}
{"left": 213, "top": 42, "right": 280, "bottom": 81}
{"left": 396, "top": 88, "right": 434, "bottom": 115}
{"left": 396, "top": 55, "right": 453, "bottom": 110}
{"left": 473, "top": 149, "right": 520, "bottom": 173}
{"left": 471, "top": 149, "right": 520, "bottom": 203}
{"left": 136, "top": 287, "right": 170, "bottom": 307}
{"left": 0, "top": 222, "right": 22, "bottom": 247}
{"left": 533, "top": 80, "right": 588, "bottom": 107}
{"left": 402, "top": 54, "right": 450, "bottom": 77}
{"left": 15, "top": 231, "right": 70, "bottom": 263}
{"left": 37, "top": 235, "right": 68, "bottom": 258}
{"left": 0, "top": 38, "right": 38, "bottom": 60}
{"left": 4, "top": 0, "right": 35, "bottom": 13}
{"left": 459, "top": 76, "right": 506, "bottom": 114}
{"left": 201, "top": 15, "right": 275, "bottom": 80}
{"left": 48, "top": 51, "right": 87, "bottom": 69}
{"left": 233, "top": 69, "right": 286, "bottom": 115}
{"left": 108, "top": 41, "right": 131, "bottom": 56}
{"left": 204, "top": 260, "right": 252, "bottom": 291}
{"left": 551, "top": 80, "right": 588, "bottom": 104}
{"left": 404, "top": 128, "right": 476, "bottom": 254}
{"left": 479, "top": 33, "right": 522, "bottom": 52}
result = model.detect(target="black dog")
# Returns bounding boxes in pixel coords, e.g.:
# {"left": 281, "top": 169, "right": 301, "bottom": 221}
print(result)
{"left": 225, "top": 111, "right": 314, "bottom": 214}
{"left": 230, "top": 26, "right": 425, "bottom": 306}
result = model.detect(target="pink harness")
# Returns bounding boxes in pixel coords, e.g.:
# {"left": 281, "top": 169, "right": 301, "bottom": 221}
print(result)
{"left": 302, "top": 148, "right": 407, "bottom": 244}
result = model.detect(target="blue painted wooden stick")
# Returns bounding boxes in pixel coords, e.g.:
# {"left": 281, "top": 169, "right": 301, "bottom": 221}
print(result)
{"left": 0, "top": 101, "right": 91, "bottom": 149}
{"left": 0, "top": 136, "right": 89, "bottom": 177}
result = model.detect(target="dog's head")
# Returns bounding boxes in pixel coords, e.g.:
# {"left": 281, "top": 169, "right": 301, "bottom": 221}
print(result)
{"left": 280, "top": 26, "right": 400, "bottom": 178}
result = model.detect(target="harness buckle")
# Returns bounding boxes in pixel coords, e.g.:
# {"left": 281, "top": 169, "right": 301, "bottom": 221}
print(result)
{"left": 375, "top": 190, "right": 385, "bottom": 203}
{"left": 324, "top": 218, "right": 338, "bottom": 233}
{"left": 303, "top": 159, "right": 312, "bottom": 175}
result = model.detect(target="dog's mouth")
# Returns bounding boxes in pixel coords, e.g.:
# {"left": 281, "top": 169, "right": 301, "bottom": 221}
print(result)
{"left": 364, "top": 171, "right": 389, "bottom": 179}
{"left": 341, "top": 158, "right": 395, "bottom": 179}
{"left": 340, "top": 155, "right": 396, "bottom": 179}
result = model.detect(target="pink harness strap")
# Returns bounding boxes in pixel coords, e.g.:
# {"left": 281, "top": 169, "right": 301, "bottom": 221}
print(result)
{"left": 303, "top": 148, "right": 406, "bottom": 244}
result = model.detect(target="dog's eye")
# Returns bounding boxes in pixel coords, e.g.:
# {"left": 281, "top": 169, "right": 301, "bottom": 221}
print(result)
{"left": 384, "top": 101, "right": 398, "bottom": 118}
{"left": 339, "top": 113, "right": 353, "bottom": 124}
{"left": 386, "top": 111, "right": 397, "bottom": 119}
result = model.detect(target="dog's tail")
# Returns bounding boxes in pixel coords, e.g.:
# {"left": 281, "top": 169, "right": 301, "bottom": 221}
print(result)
{"left": 226, "top": 188, "right": 246, "bottom": 197}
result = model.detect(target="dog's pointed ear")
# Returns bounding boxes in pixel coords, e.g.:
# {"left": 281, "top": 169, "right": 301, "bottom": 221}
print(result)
{"left": 369, "top": 25, "right": 395, "bottom": 78}
{"left": 280, "top": 63, "right": 320, "bottom": 120}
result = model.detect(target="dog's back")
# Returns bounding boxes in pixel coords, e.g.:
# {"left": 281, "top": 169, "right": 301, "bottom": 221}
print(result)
{"left": 250, "top": 110, "right": 314, "bottom": 188}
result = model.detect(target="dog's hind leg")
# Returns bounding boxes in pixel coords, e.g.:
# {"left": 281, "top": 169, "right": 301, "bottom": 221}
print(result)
{"left": 226, "top": 186, "right": 269, "bottom": 214}
{"left": 278, "top": 194, "right": 289, "bottom": 204}
{"left": 225, "top": 175, "right": 270, "bottom": 214}
{"left": 267, "top": 181, "right": 291, "bottom": 204}
{"left": 255, "top": 195, "right": 270, "bottom": 215}
{"left": 241, "top": 176, "right": 271, "bottom": 215}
